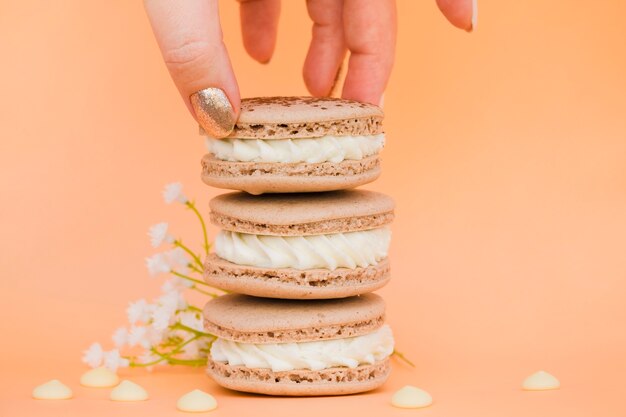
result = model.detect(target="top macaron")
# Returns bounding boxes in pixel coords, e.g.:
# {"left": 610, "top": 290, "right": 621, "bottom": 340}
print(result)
{"left": 201, "top": 96, "right": 385, "bottom": 194}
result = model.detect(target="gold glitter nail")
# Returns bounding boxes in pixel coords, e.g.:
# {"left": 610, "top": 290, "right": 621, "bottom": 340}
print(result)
{"left": 190, "top": 88, "right": 235, "bottom": 138}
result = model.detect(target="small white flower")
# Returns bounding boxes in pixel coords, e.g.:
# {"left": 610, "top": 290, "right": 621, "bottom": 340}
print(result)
{"left": 145, "top": 253, "right": 171, "bottom": 276}
{"left": 151, "top": 305, "right": 174, "bottom": 332}
{"left": 163, "top": 182, "right": 188, "bottom": 204}
{"left": 103, "top": 349, "right": 130, "bottom": 372}
{"left": 127, "top": 299, "right": 153, "bottom": 324}
{"left": 165, "top": 247, "right": 189, "bottom": 267}
{"left": 181, "top": 339, "right": 200, "bottom": 359}
{"left": 128, "top": 325, "right": 149, "bottom": 348}
{"left": 180, "top": 311, "right": 204, "bottom": 332}
{"left": 82, "top": 342, "right": 104, "bottom": 368}
{"left": 148, "top": 222, "right": 174, "bottom": 248}
{"left": 159, "top": 288, "right": 187, "bottom": 311}
{"left": 161, "top": 277, "right": 192, "bottom": 293}
{"left": 112, "top": 327, "right": 129, "bottom": 348}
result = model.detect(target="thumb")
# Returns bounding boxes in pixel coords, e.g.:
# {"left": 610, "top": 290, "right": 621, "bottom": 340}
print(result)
{"left": 435, "top": 0, "right": 476, "bottom": 32}
{"left": 144, "top": 0, "right": 239, "bottom": 137}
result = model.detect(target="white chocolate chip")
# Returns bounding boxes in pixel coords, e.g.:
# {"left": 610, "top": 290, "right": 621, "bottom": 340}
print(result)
{"left": 32, "top": 380, "right": 73, "bottom": 400}
{"left": 80, "top": 367, "right": 120, "bottom": 388}
{"left": 391, "top": 385, "right": 433, "bottom": 409}
{"left": 522, "top": 371, "right": 560, "bottom": 390}
{"left": 177, "top": 389, "right": 218, "bottom": 412}
{"left": 109, "top": 380, "right": 149, "bottom": 401}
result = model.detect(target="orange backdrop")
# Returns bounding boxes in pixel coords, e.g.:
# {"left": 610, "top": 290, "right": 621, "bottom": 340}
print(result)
{"left": 1, "top": 1, "right": 625, "bottom": 416}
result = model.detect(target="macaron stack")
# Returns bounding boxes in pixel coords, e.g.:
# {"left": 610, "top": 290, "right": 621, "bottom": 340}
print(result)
{"left": 201, "top": 97, "right": 396, "bottom": 396}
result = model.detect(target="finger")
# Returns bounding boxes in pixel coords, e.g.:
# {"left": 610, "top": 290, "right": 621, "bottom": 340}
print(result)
{"left": 239, "top": 0, "right": 281, "bottom": 63}
{"left": 341, "top": 0, "right": 396, "bottom": 105}
{"left": 144, "top": 0, "right": 239, "bottom": 137}
{"left": 435, "top": 0, "right": 475, "bottom": 31}
{"left": 302, "top": 0, "right": 347, "bottom": 97}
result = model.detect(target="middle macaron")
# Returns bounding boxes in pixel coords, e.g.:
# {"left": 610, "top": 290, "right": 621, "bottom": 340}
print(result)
{"left": 205, "top": 190, "right": 394, "bottom": 299}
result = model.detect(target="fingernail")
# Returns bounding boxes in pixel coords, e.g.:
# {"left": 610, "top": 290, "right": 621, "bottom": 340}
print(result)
{"left": 470, "top": 0, "right": 477, "bottom": 31}
{"left": 378, "top": 94, "right": 385, "bottom": 109}
{"left": 190, "top": 88, "right": 235, "bottom": 138}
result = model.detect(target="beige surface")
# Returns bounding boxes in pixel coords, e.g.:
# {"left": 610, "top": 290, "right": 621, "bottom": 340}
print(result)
{"left": 206, "top": 358, "right": 391, "bottom": 396}
{"left": 204, "top": 253, "right": 390, "bottom": 299}
{"left": 201, "top": 153, "right": 381, "bottom": 194}
{"left": 203, "top": 293, "right": 385, "bottom": 343}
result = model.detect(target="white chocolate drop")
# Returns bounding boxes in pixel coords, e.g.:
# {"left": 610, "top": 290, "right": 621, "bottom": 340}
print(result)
{"left": 109, "top": 380, "right": 149, "bottom": 401}
{"left": 391, "top": 385, "right": 433, "bottom": 409}
{"left": 177, "top": 389, "right": 218, "bottom": 412}
{"left": 522, "top": 371, "right": 560, "bottom": 390}
{"left": 80, "top": 367, "right": 119, "bottom": 388}
{"left": 32, "top": 380, "right": 73, "bottom": 400}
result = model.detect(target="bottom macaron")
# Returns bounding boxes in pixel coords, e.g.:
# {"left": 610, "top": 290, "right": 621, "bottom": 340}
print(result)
{"left": 207, "top": 358, "right": 391, "bottom": 396}
{"left": 203, "top": 294, "right": 394, "bottom": 396}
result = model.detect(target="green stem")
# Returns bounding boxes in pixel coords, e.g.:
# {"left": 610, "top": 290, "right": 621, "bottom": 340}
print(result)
{"left": 192, "top": 285, "right": 219, "bottom": 298}
{"left": 173, "top": 240, "right": 203, "bottom": 269}
{"left": 188, "top": 263, "right": 203, "bottom": 274}
{"left": 171, "top": 270, "right": 210, "bottom": 287}
{"left": 392, "top": 349, "right": 415, "bottom": 367}
{"left": 187, "top": 305, "right": 202, "bottom": 313}
{"left": 172, "top": 322, "right": 215, "bottom": 338}
{"left": 185, "top": 201, "right": 210, "bottom": 256}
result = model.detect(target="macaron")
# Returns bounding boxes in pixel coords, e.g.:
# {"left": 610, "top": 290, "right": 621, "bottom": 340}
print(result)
{"left": 204, "top": 189, "right": 394, "bottom": 299}
{"left": 201, "top": 96, "right": 385, "bottom": 194}
{"left": 204, "top": 293, "right": 394, "bottom": 396}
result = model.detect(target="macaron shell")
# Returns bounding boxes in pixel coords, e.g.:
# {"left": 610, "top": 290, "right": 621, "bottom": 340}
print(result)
{"left": 204, "top": 254, "right": 391, "bottom": 299}
{"left": 203, "top": 293, "right": 385, "bottom": 344}
{"left": 206, "top": 358, "right": 391, "bottom": 396}
{"left": 208, "top": 189, "right": 394, "bottom": 235}
{"left": 201, "top": 154, "right": 381, "bottom": 195}
{"left": 221, "top": 96, "right": 384, "bottom": 139}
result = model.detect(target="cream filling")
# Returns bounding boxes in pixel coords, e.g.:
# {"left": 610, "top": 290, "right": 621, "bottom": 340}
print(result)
{"left": 214, "top": 227, "right": 391, "bottom": 271}
{"left": 210, "top": 325, "right": 394, "bottom": 372}
{"left": 206, "top": 134, "right": 385, "bottom": 163}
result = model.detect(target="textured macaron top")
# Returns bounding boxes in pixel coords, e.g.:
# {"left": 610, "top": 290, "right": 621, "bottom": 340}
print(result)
{"left": 209, "top": 190, "right": 395, "bottom": 236}
{"left": 203, "top": 293, "right": 386, "bottom": 344}
{"left": 225, "top": 96, "right": 384, "bottom": 139}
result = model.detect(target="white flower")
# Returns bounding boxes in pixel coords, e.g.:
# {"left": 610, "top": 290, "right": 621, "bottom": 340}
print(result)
{"left": 148, "top": 222, "right": 174, "bottom": 248}
{"left": 151, "top": 305, "right": 174, "bottom": 332}
{"left": 82, "top": 342, "right": 104, "bottom": 368}
{"left": 112, "top": 327, "right": 129, "bottom": 348}
{"left": 180, "top": 311, "right": 204, "bottom": 332}
{"left": 163, "top": 182, "right": 188, "bottom": 204}
{"left": 128, "top": 325, "right": 149, "bottom": 348}
{"left": 127, "top": 299, "right": 153, "bottom": 324}
{"left": 145, "top": 253, "right": 171, "bottom": 276}
{"left": 103, "top": 349, "right": 130, "bottom": 372}
{"left": 161, "top": 277, "right": 192, "bottom": 293}
{"left": 182, "top": 339, "right": 200, "bottom": 359}
{"left": 159, "top": 288, "right": 187, "bottom": 311}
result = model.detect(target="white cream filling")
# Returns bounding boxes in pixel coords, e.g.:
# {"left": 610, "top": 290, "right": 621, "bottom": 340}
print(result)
{"left": 210, "top": 325, "right": 394, "bottom": 372}
{"left": 206, "top": 134, "right": 385, "bottom": 163}
{"left": 214, "top": 227, "right": 391, "bottom": 271}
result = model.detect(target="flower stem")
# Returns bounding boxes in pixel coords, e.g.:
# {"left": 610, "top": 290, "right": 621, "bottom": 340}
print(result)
{"left": 172, "top": 322, "right": 215, "bottom": 338}
{"left": 171, "top": 270, "right": 211, "bottom": 287}
{"left": 173, "top": 240, "right": 203, "bottom": 269}
{"left": 192, "top": 285, "right": 220, "bottom": 298}
{"left": 392, "top": 349, "right": 415, "bottom": 367}
{"left": 185, "top": 201, "right": 210, "bottom": 256}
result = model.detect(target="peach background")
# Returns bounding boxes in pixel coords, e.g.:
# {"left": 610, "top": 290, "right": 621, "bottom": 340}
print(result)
{"left": 1, "top": 0, "right": 626, "bottom": 416}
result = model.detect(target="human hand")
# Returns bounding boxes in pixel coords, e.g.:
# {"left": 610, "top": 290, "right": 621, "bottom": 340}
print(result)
{"left": 144, "top": 0, "right": 474, "bottom": 138}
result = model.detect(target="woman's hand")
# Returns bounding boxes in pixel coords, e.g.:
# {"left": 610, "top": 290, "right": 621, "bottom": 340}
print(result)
{"left": 144, "top": 0, "right": 474, "bottom": 138}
